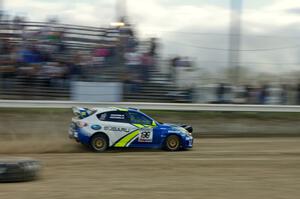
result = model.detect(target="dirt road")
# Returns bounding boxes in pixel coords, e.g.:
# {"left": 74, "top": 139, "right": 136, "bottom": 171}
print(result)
{"left": 1, "top": 138, "right": 300, "bottom": 199}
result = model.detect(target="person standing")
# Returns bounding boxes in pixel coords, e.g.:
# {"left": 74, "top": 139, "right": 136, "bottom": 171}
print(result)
{"left": 169, "top": 56, "right": 180, "bottom": 83}
{"left": 259, "top": 84, "right": 269, "bottom": 105}
{"left": 124, "top": 49, "right": 141, "bottom": 73}
{"left": 140, "top": 52, "right": 152, "bottom": 83}
{"left": 280, "top": 84, "right": 288, "bottom": 105}
{"left": 216, "top": 83, "right": 226, "bottom": 103}
{"left": 297, "top": 84, "right": 300, "bottom": 105}
{"left": 124, "top": 49, "right": 142, "bottom": 93}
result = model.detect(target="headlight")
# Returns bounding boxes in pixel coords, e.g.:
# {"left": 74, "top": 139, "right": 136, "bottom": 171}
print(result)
{"left": 76, "top": 121, "right": 88, "bottom": 128}
{"left": 179, "top": 127, "right": 190, "bottom": 135}
{"left": 175, "top": 127, "right": 191, "bottom": 136}
{"left": 74, "top": 132, "right": 79, "bottom": 138}
{"left": 181, "top": 128, "right": 192, "bottom": 136}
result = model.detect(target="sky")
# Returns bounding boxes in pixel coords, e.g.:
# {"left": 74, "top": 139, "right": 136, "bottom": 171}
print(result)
{"left": 2, "top": 0, "right": 300, "bottom": 75}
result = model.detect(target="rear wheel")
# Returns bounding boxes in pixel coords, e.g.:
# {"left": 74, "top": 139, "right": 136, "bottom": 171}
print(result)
{"left": 90, "top": 134, "right": 108, "bottom": 152}
{"left": 164, "top": 135, "right": 181, "bottom": 151}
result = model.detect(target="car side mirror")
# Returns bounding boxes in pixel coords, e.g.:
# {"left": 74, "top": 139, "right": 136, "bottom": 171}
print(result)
{"left": 152, "top": 121, "right": 157, "bottom": 126}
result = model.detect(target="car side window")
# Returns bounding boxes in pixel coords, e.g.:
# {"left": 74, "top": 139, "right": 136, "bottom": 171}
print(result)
{"left": 97, "top": 111, "right": 129, "bottom": 123}
{"left": 128, "top": 111, "right": 153, "bottom": 126}
{"left": 97, "top": 112, "right": 107, "bottom": 121}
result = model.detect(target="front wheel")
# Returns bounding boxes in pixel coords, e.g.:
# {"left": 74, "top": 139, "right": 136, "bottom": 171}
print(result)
{"left": 90, "top": 134, "right": 108, "bottom": 152}
{"left": 164, "top": 135, "right": 181, "bottom": 151}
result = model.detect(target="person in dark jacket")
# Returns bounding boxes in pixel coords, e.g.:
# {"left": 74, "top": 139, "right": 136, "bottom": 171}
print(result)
{"left": 297, "top": 84, "right": 300, "bottom": 105}
{"left": 259, "top": 85, "right": 269, "bottom": 104}
{"left": 216, "top": 83, "right": 226, "bottom": 103}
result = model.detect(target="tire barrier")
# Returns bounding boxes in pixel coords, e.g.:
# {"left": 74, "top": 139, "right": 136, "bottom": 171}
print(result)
{"left": 0, "top": 158, "right": 41, "bottom": 183}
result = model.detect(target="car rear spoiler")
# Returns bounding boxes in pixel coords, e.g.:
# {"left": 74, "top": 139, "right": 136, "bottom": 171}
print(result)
{"left": 72, "top": 107, "right": 95, "bottom": 119}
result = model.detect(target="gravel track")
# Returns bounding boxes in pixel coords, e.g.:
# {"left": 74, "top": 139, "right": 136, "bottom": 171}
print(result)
{"left": 1, "top": 138, "right": 300, "bottom": 199}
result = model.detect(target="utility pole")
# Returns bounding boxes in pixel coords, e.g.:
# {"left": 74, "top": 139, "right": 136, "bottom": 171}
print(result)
{"left": 114, "top": 0, "right": 128, "bottom": 97}
{"left": 116, "top": 0, "right": 127, "bottom": 23}
{"left": 0, "top": 0, "right": 3, "bottom": 21}
{"left": 0, "top": 0, "right": 3, "bottom": 89}
{"left": 228, "top": 0, "right": 243, "bottom": 85}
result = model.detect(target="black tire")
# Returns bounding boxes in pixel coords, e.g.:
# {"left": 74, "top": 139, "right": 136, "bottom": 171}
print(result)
{"left": 164, "top": 135, "right": 181, "bottom": 151}
{"left": 0, "top": 159, "right": 41, "bottom": 183}
{"left": 90, "top": 134, "right": 109, "bottom": 152}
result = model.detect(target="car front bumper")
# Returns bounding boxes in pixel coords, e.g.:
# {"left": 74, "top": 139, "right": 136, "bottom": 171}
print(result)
{"left": 183, "top": 136, "right": 193, "bottom": 149}
{"left": 69, "top": 128, "right": 79, "bottom": 141}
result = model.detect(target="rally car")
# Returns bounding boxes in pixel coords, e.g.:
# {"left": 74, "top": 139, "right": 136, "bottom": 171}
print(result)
{"left": 69, "top": 107, "right": 193, "bottom": 152}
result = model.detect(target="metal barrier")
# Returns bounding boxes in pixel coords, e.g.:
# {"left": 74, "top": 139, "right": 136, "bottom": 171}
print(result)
{"left": 0, "top": 100, "right": 299, "bottom": 112}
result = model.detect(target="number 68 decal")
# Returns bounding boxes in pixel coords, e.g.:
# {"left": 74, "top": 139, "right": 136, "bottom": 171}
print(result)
{"left": 138, "top": 128, "right": 153, "bottom": 143}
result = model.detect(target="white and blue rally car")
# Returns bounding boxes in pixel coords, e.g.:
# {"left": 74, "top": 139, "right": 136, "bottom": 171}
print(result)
{"left": 69, "top": 107, "right": 193, "bottom": 152}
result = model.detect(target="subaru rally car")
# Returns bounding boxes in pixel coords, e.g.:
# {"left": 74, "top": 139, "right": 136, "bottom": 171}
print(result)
{"left": 69, "top": 107, "right": 193, "bottom": 152}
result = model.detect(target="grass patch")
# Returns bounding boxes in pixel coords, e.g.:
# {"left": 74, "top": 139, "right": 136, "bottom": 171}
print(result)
{"left": 143, "top": 110, "right": 300, "bottom": 121}
{"left": 0, "top": 108, "right": 299, "bottom": 121}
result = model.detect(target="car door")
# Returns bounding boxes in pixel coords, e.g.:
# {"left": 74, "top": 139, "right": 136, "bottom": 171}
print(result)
{"left": 127, "top": 111, "right": 160, "bottom": 147}
{"left": 97, "top": 111, "right": 138, "bottom": 147}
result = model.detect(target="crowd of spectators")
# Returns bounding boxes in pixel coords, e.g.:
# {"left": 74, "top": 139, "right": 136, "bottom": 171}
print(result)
{"left": 215, "top": 83, "right": 300, "bottom": 105}
{"left": 0, "top": 17, "right": 157, "bottom": 93}
{"left": 1, "top": 16, "right": 300, "bottom": 105}
{"left": 121, "top": 27, "right": 158, "bottom": 94}
{"left": 0, "top": 17, "right": 78, "bottom": 89}
{"left": 167, "top": 55, "right": 300, "bottom": 105}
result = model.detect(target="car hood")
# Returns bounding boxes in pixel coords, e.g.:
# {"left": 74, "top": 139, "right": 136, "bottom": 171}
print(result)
{"left": 162, "top": 123, "right": 181, "bottom": 127}
{"left": 161, "top": 123, "right": 193, "bottom": 133}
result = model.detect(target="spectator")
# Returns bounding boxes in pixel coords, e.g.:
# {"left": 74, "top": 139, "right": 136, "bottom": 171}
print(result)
{"left": 67, "top": 60, "right": 81, "bottom": 81}
{"left": 57, "top": 30, "right": 66, "bottom": 53}
{"left": 12, "top": 16, "right": 26, "bottom": 36}
{"left": 94, "top": 45, "right": 110, "bottom": 67}
{"left": 170, "top": 56, "right": 180, "bottom": 83}
{"left": 149, "top": 38, "right": 158, "bottom": 57}
{"left": 249, "top": 86, "right": 259, "bottom": 104}
{"left": 259, "top": 85, "right": 269, "bottom": 104}
{"left": 297, "top": 84, "right": 300, "bottom": 105}
{"left": 0, "top": 40, "right": 16, "bottom": 89}
{"left": 140, "top": 53, "right": 153, "bottom": 83}
{"left": 280, "top": 84, "right": 288, "bottom": 105}
{"left": 0, "top": 39, "right": 11, "bottom": 55}
{"left": 126, "top": 36, "right": 138, "bottom": 51}
{"left": 245, "top": 85, "right": 252, "bottom": 104}
{"left": 37, "top": 62, "right": 68, "bottom": 87}
{"left": 124, "top": 49, "right": 141, "bottom": 72}
{"left": 123, "top": 73, "right": 142, "bottom": 94}
{"left": 216, "top": 83, "right": 226, "bottom": 103}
